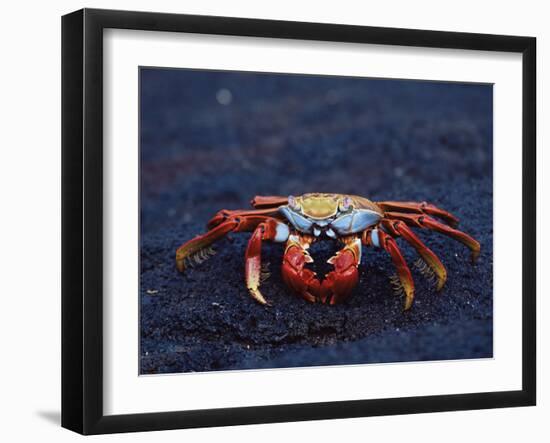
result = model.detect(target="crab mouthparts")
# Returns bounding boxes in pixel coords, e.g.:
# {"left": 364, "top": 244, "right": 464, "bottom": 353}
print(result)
{"left": 312, "top": 225, "right": 337, "bottom": 238}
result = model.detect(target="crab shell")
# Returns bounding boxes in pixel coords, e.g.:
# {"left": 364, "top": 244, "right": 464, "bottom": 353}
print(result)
{"left": 279, "top": 193, "right": 383, "bottom": 238}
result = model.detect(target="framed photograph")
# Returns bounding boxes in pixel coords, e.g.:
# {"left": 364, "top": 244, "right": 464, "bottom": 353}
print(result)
{"left": 62, "top": 8, "right": 536, "bottom": 434}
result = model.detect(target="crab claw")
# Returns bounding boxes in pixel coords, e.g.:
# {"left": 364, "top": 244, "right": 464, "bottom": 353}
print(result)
{"left": 281, "top": 240, "right": 321, "bottom": 303}
{"left": 321, "top": 238, "right": 361, "bottom": 304}
{"left": 282, "top": 235, "right": 361, "bottom": 304}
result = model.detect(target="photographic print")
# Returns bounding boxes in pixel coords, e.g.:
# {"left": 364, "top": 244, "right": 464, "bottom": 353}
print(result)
{"left": 139, "top": 68, "right": 493, "bottom": 375}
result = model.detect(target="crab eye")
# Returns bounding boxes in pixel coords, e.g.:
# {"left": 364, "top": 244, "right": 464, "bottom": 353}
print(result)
{"left": 339, "top": 196, "right": 353, "bottom": 211}
{"left": 288, "top": 195, "right": 300, "bottom": 211}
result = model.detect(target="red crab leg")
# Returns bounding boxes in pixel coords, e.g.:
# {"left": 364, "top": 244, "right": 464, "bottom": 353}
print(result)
{"left": 364, "top": 229, "right": 415, "bottom": 310}
{"left": 250, "top": 195, "right": 289, "bottom": 209}
{"left": 207, "top": 207, "right": 284, "bottom": 230}
{"left": 384, "top": 212, "right": 480, "bottom": 262}
{"left": 245, "top": 219, "right": 287, "bottom": 305}
{"left": 176, "top": 214, "right": 282, "bottom": 272}
{"left": 377, "top": 201, "right": 459, "bottom": 227}
{"left": 382, "top": 219, "right": 447, "bottom": 290}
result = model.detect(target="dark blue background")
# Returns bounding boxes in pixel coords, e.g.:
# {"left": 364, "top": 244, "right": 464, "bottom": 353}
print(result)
{"left": 140, "top": 68, "right": 493, "bottom": 374}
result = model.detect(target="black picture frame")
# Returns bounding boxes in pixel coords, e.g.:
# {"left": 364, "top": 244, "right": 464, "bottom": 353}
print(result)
{"left": 62, "top": 8, "right": 536, "bottom": 435}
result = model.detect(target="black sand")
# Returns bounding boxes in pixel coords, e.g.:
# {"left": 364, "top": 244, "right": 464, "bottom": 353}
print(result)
{"left": 139, "top": 69, "right": 493, "bottom": 374}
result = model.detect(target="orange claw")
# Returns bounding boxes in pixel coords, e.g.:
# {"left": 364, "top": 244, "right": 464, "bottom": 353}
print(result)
{"left": 281, "top": 238, "right": 320, "bottom": 303}
{"left": 281, "top": 235, "right": 362, "bottom": 304}
{"left": 321, "top": 238, "right": 361, "bottom": 304}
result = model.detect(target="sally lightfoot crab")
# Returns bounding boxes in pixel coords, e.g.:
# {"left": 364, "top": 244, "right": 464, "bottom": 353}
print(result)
{"left": 176, "top": 194, "right": 480, "bottom": 309}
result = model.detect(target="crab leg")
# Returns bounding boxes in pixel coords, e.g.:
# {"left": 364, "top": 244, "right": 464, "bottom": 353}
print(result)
{"left": 245, "top": 220, "right": 289, "bottom": 305}
{"left": 250, "top": 195, "right": 289, "bottom": 209}
{"left": 207, "top": 207, "right": 284, "bottom": 230}
{"left": 384, "top": 212, "right": 480, "bottom": 262}
{"left": 377, "top": 201, "right": 459, "bottom": 227}
{"left": 364, "top": 229, "right": 415, "bottom": 310}
{"left": 176, "top": 215, "right": 283, "bottom": 272}
{"left": 382, "top": 219, "right": 447, "bottom": 290}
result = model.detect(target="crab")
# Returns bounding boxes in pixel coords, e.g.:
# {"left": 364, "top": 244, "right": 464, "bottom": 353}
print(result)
{"left": 176, "top": 194, "right": 480, "bottom": 309}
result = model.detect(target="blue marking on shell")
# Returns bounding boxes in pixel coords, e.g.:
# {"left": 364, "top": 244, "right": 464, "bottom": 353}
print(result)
{"left": 274, "top": 223, "right": 290, "bottom": 242}
{"left": 278, "top": 206, "right": 313, "bottom": 234}
{"left": 330, "top": 210, "right": 381, "bottom": 235}
{"left": 314, "top": 219, "right": 331, "bottom": 227}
